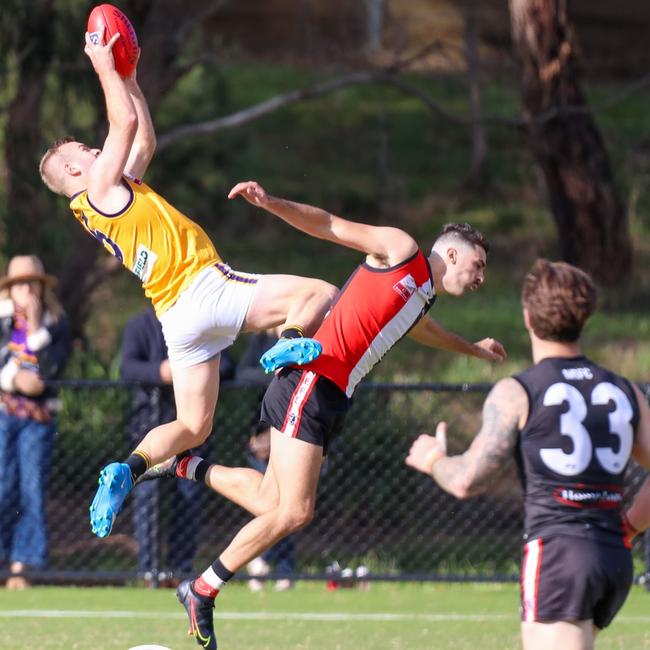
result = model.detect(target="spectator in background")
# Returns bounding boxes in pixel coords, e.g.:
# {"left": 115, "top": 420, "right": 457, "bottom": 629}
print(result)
{"left": 121, "top": 307, "right": 234, "bottom": 586}
{"left": 0, "top": 255, "right": 71, "bottom": 589}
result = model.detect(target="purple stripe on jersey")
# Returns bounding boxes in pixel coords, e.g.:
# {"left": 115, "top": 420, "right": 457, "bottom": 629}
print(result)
{"left": 214, "top": 262, "right": 258, "bottom": 285}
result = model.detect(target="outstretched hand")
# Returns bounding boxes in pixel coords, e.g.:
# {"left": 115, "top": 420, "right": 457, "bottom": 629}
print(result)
{"left": 405, "top": 422, "right": 448, "bottom": 475}
{"left": 84, "top": 27, "right": 121, "bottom": 75}
{"left": 228, "top": 181, "right": 270, "bottom": 208}
{"left": 474, "top": 338, "right": 507, "bottom": 362}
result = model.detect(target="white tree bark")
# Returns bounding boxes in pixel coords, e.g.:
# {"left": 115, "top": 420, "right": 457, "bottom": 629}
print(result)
{"left": 365, "top": 0, "right": 385, "bottom": 52}
{"left": 464, "top": 0, "right": 487, "bottom": 186}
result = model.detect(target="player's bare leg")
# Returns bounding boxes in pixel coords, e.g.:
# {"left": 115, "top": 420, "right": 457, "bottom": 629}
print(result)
{"left": 202, "top": 457, "right": 280, "bottom": 516}
{"left": 176, "top": 430, "right": 321, "bottom": 649}
{"left": 243, "top": 274, "right": 336, "bottom": 335}
{"left": 245, "top": 274, "right": 337, "bottom": 372}
{"left": 135, "top": 355, "right": 221, "bottom": 461}
{"left": 89, "top": 356, "right": 220, "bottom": 538}
{"left": 217, "top": 429, "right": 322, "bottom": 570}
{"left": 522, "top": 620, "right": 595, "bottom": 650}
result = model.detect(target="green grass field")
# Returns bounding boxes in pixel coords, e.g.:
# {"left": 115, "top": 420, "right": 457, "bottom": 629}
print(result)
{"left": 0, "top": 582, "right": 648, "bottom": 649}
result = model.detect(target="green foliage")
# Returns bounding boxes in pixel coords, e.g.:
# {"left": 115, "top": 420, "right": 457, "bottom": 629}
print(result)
{"left": 1, "top": 7, "right": 649, "bottom": 379}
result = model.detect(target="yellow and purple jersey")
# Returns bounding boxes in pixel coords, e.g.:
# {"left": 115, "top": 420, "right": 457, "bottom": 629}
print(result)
{"left": 70, "top": 177, "right": 222, "bottom": 316}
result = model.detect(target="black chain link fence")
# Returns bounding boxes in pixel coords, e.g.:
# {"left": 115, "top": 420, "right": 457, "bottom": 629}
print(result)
{"left": 1, "top": 380, "right": 648, "bottom": 584}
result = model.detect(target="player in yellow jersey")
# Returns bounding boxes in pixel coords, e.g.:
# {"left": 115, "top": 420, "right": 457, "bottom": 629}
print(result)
{"left": 38, "top": 30, "right": 336, "bottom": 538}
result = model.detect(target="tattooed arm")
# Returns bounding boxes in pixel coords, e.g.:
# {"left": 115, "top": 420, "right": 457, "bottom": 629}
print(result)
{"left": 405, "top": 378, "right": 528, "bottom": 499}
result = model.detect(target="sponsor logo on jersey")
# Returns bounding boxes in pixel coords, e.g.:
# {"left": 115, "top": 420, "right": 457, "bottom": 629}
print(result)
{"left": 553, "top": 484, "right": 623, "bottom": 509}
{"left": 131, "top": 244, "right": 158, "bottom": 283}
{"left": 393, "top": 274, "right": 417, "bottom": 302}
{"left": 561, "top": 367, "right": 594, "bottom": 381}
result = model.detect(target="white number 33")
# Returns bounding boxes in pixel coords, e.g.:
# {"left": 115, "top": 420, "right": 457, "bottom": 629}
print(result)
{"left": 540, "top": 382, "right": 634, "bottom": 476}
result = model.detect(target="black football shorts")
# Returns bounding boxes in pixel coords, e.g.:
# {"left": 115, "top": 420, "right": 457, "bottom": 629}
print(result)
{"left": 520, "top": 534, "right": 633, "bottom": 629}
{"left": 260, "top": 367, "right": 350, "bottom": 454}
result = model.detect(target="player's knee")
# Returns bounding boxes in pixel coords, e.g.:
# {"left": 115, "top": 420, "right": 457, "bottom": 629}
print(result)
{"left": 318, "top": 280, "right": 338, "bottom": 304}
{"left": 178, "top": 415, "right": 213, "bottom": 443}
{"left": 304, "top": 279, "right": 337, "bottom": 305}
{"left": 278, "top": 503, "right": 314, "bottom": 534}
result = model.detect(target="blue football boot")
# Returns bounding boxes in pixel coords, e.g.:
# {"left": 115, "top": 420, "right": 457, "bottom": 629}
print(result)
{"left": 259, "top": 337, "right": 322, "bottom": 374}
{"left": 89, "top": 462, "right": 133, "bottom": 538}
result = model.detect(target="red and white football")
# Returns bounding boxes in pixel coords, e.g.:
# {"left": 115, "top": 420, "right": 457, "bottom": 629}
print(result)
{"left": 87, "top": 4, "right": 140, "bottom": 78}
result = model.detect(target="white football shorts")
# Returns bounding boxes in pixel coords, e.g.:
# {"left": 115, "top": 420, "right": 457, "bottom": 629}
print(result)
{"left": 159, "top": 263, "right": 260, "bottom": 367}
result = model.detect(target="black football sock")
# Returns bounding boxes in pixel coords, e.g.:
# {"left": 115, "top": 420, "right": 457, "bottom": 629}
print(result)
{"left": 280, "top": 325, "right": 304, "bottom": 339}
{"left": 124, "top": 451, "right": 150, "bottom": 482}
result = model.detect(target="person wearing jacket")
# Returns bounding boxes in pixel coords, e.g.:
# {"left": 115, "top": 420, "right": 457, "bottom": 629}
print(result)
{"left": 0, "top": 255, "right": 71, "bottom": 588}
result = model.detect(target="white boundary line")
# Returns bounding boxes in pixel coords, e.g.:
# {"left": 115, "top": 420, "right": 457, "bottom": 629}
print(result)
{"left": 0, "top": 610, "right": 649, "bottom": 623}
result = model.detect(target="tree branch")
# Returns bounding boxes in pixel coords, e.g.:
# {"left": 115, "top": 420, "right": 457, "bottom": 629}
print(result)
{"left": 156, "top": 70, "right": 486, "bottom": 150}
{"left": 156, "top": 68, "right": 650, "bottom": 151}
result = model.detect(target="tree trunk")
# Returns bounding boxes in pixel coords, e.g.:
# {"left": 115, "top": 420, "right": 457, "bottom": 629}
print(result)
{"left": 509, "top": 0, "right": 631, "bottom": 285}
{"left": 463, "top": 0, "right": 488, "bottom": 190}
{"left": 4, "top": 0, "right": 55, "bottom": 260}
{"left": 365, "top": 0, "right": 385, "bottom": 53}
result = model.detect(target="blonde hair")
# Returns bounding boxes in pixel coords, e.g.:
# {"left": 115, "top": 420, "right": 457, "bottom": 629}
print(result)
{"left": 39, "top": 136, "right": 76, "bottom": 196}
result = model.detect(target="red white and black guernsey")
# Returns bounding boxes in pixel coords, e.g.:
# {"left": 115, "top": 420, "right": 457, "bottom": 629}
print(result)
{"left": 307, "top": 249, "right": 435, "bottom": 397}
{"left": 260, "top": 249, "right": 435, "bottom": 449}
{"left": 515, "top": 356, "right": 640, "bottom": 627}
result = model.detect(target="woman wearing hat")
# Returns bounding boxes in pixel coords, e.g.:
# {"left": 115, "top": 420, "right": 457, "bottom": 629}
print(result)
{"left": 0, "top": 255, "right": 71, "bottom": 588}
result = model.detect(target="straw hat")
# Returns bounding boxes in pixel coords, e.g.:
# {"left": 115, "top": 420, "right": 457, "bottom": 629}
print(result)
{"left": 0, "top": 255, "right": 57, "bottom": 291}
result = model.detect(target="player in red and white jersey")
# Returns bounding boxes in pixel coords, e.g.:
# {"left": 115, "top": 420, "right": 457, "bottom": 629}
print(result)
{"left": 304, "top": 247, "right": 433, "bottom": 397}
{"left": 153, "top": 181, "right": 506, "bottom": 649}
{"left": 406, "top": 259, "right": 650, "bottom": 650}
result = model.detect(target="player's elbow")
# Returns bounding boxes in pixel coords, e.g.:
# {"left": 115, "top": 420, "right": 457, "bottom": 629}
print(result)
{"left": 126, "top": 112, "right": 139, "bottom": 133}
{"left": 448, "top": 479, "right": 474, "bottom": 500}
{"left": 143, "top": 131, "right": 157, "bottom": 158}
{"left": 118, "top": 112, "right": 138, "bottom": 138}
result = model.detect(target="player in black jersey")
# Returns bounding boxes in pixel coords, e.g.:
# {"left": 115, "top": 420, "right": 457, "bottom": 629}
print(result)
{"left": 406, "top": 259, "right": 650, "bottom": 650}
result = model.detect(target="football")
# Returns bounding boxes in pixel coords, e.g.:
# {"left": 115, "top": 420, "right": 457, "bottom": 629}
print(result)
{"left": 87, "top": 3, "right": 139, "bottom": 78}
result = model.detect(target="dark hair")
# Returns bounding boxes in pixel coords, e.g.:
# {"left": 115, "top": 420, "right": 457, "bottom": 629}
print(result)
{"left": 522, "top": 259, "right": 597, "bottom": 342}
{"left": 435, "top": 223, "right": 489, "bottom": 255}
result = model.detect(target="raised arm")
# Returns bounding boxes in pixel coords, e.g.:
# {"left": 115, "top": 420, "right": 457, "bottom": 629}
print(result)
{"left": 405, "top": 378, "right": 527, "bottom": 498}
{"left": 84, "top": 30, "right": 138, "bottom": 204}
{"left": 228, "top": 180, "right": 416, "bottom": 266}
{"left": 123, "top": 74, "right": 156, "bottom": 180}
{"left": 408, "top": 314, "right": 507, "bottom": 362}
